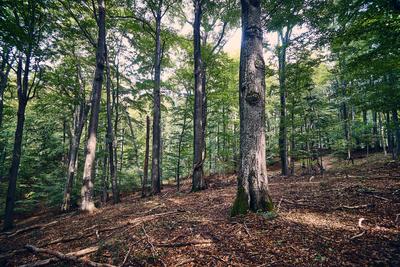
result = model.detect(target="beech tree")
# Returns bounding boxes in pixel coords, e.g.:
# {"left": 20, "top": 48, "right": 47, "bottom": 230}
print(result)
{"left": 2, "top": 0, "right": 49, "bottom": 230}
{"left": 80, "top": 0, "right": 106, "bottom": 213}
{"left": 231, "top": 0, "right": 273, "bottom": 216}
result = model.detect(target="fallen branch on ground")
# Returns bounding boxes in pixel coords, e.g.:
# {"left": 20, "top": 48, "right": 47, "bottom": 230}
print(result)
{"left": 24, "top": 245, "right": 115, "bottom": 267}
{"left": 0, "top": 249, "right": 27, "bottom": 260}
{"left": 154, "top": 240, "right": 214, "bottom": 247}
{"left": 2, "top": 221, "right": 58, "bottom": 238}
{"left": 336, "top": 204, "right": 373, "bottom": 210}
{"left": 20, "top": 246, "right": 99, "bottom": 267}
{"left": 350, "top": 231, "right": 366, "bottom": 240}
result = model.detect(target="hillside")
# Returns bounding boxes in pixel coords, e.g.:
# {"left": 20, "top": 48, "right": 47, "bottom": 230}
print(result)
{"left": 1, "top": 154, "right": 400, "bottom": 266}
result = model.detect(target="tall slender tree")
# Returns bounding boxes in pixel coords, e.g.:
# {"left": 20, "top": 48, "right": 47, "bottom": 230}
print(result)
{"left": 231, "top": 0, "right": 273, "bottom": 216}
{"left": 2, "top": 0, "right": 47, "bottom": 230}
{"left": 192, "top": 0, "right": 206, "bottom": 191}
{"left": 80, "top": 0, "right": 106, "bottom": 213}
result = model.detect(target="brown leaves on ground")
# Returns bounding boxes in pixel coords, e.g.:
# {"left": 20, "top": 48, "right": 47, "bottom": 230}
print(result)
{"left": 1, "top": 153, "right": 399, "bottom": 266}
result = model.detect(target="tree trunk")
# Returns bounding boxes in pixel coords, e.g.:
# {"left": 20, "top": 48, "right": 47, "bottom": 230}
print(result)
{"left": 142, "top": 116, "right": 150, "bottom": 197}
{"left": 151, "top": 2, "right": 162, "bottom": 195}
{"left": 231, "top": 0, "right": 273, "bottom": 216}
{"left": 176, "top": 93, "right": 189, "bottom": 191}
{"left": 372, "top": 111, "right": 379, "bottom": 149}
{"left": 392, "top": 109, "right": 400, "bottom": 160}
{"left": 105, "top": 49, "right": 119, "bottom": 204}
{"left": 278, "top": 28, "right": 291, "bottom": 176}
{"left": 387, "top": 112, "right": 395, "bottom": 158}
{"left": 378, "top": 112, "right": 387, "bottom": 155}
{"left": 192, "top": 0, "right": 206, "bottom": 191}
{"left": 81, "top": 0, "right": 106, "bottom": 213}
{"left": 0, "top": 49, "right": 12, "bottom": 131}
{"left": 4, "top": 56, "right": 29, "bottom": 230}
{"left": 61, "top": 57, "right": 89, "bottom": 212}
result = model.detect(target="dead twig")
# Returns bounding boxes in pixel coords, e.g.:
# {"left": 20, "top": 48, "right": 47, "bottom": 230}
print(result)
{"left": 142, "top": 225, "right": 157, "bottom": 258}
{"left": 119, "top": 246, "right": 133, "bottom": 267}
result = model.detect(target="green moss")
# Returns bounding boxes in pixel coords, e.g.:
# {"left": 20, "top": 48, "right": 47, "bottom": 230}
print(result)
{"left": 230, "top": 186, "right": 249, "bottom": 217}
{"left": 265, "top": 197, "right": 274, "bottom": 212}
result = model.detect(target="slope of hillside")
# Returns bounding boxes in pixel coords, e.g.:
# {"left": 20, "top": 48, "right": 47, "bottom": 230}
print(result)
{"left": 1, "top": 154, "right": 400, "bottom": 266}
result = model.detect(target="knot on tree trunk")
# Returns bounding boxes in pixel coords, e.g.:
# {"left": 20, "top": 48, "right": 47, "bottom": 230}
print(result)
{"left": 245, "top": 26, "right": 262, "bottom": 39}
{"left": 245, "top": 91, "right": 261, "bottom": 105}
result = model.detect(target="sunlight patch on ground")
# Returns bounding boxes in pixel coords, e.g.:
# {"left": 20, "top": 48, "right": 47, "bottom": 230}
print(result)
{"left": 283, "top": 212, "right": 355, "bottom": 231}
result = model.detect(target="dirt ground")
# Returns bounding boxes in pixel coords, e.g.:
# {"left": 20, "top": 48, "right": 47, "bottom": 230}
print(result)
{"left": 1, "top": 153, "right": 400, "bottom": 266}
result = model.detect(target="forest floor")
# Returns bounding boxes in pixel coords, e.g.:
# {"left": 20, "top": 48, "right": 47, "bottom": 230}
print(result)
{"left": 1, "top": 153, "right": 400, "bottom": 266}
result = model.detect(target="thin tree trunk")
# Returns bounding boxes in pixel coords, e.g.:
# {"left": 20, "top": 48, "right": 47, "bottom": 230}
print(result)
{"left": 176, "top": 93, "right": 189, "bottom": 191}
{"left": 231, "top": 0, "right": 273, "bottom": 216}
{"left": 81, "top": 0, "right": 106, "bottom": 213}
{"left": 142, "top": 116, "right": 150, "bottom": 197}
{"left": 392, "top": 109, "right": 400, "bottom": 160}
{"left": 105, "top": 49, "right": 119, "bottom": 204}
{"left": 101, "top": 142, "right": 109, "bottom": 204}
{"left": 379, "top": 112, "right": 387, "bottom": 155}
{"left": 61, "top": 56, "right": 89, "bottom": 212}
{"left": 387, "top": 112, "right": 395, "bottom": 158}
{"left": 278, "top": 28, "right": 291, "bottom": 176}
{"left": 151, "top": 1, "right": 162, "bottom": 195}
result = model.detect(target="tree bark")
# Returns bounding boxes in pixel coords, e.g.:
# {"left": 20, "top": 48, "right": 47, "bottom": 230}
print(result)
{"left": 105, "top": 48, "right": 119, "bottom": 204}
{"left": 192, "top": 0, "right": 206, "bottom": 191}
{"left": 151, "top": 1, "right": 162, "bottom": 195}
{"left": 231, "top": 0, "right": 273, "bottom": 216}
{"left": 61, "top": 58, "right": 89, "bottom": 212}
{"left": 392, "top": 109, "right": 400, "bottom": 159}
{"left": 0, "top": 48, "right": 12, "bottom": 131}
{"left": 142, "top": 116, "right": 150, "bottom": 197}
{"left": 81, "top": 0, "right": 106, "bottom": 213}
{"left": 4, "top": 55, "right": 30, "bottom": 230}
{"left": 176, "top": 92, "right": 190, "bottom": 191}
{"left": 277, "top": 27, "right": 291, "bottom": 176}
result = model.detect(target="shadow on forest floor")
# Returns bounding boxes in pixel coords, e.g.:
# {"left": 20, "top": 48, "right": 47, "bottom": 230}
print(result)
{"left": 1, "top": 153, "right": 399, "bottom": 266}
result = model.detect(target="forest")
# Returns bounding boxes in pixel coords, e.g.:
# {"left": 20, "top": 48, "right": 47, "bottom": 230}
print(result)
{"left": 0, "top": 0, "right": 399, "bottom": 266}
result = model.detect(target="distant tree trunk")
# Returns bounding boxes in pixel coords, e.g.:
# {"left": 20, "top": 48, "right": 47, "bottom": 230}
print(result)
{"left": 231, "top": 0, "right": 273, "bottom": 216}
{"left": 124, "top": 107, "right": 139, "bottom": 168}
{"left": 277, "top": 27, "right": 291, "bottom": 176}
{"left": 81, "top": 0, "right": 106, "bottom": 213}
{"left": 392, "top": 109, "right": 400, "bottom": 160}
{"left": 142, "top": 116, "right": 150, "bottom": 197}
{"left": 363, "top": 110, "right": 369, "bottom": 157}
{"left": 378, "top": 112, "right": 387, "bottom": 155}
{"left": 101, "top": 142, "right": 109, "bottom": 204}
{"left": 4, "top": 57, "right": 29, "bottom": 230}
{"left": 192, "top": 0, "right": 206, "bottom": 191}
{"left": 372, "top": 111, "right": 379, "bottom": 149}
{"left": 119, "top": 128, "right": 124, "bottom": 172}
{"left": 61, "top": 66, "right": 88, "bottom": 212}
{"left": 105, "top": 49, "right": 119, "bottom": 204}
{"left": 387, "top": 112, "right": 394, "bottom": 158}
{"left": 151, "top": 2, "right": 162, "bottom": 195}
{"left": 176, "top": 93, "right": 189, "bottom": 191}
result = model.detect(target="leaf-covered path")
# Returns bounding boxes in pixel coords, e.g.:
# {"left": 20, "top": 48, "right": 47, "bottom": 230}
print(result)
{"left": 1, "top": 154, "right": 400, "bottom": 266}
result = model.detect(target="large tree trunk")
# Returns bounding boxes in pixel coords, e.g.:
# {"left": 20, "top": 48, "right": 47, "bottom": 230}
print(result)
{"left": 192, "top": 0, "right": 206, "bottom": 191}
{"left": 105, "top": 49, "right": 119, "bottom": 204}
{"left": 4, "top": 56, "right": 29, "bottom": 230}
{"left": 231, "top": 0, "right": 273, "bottom": 216}
{"left": 142, "top": 116, "right": 150, "bottom": 197}
{"left": 81, "top": 0, "right": 106, "bottom": 213}
{"left": 151, "top": 2, "right": 162, "bottom": 195}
